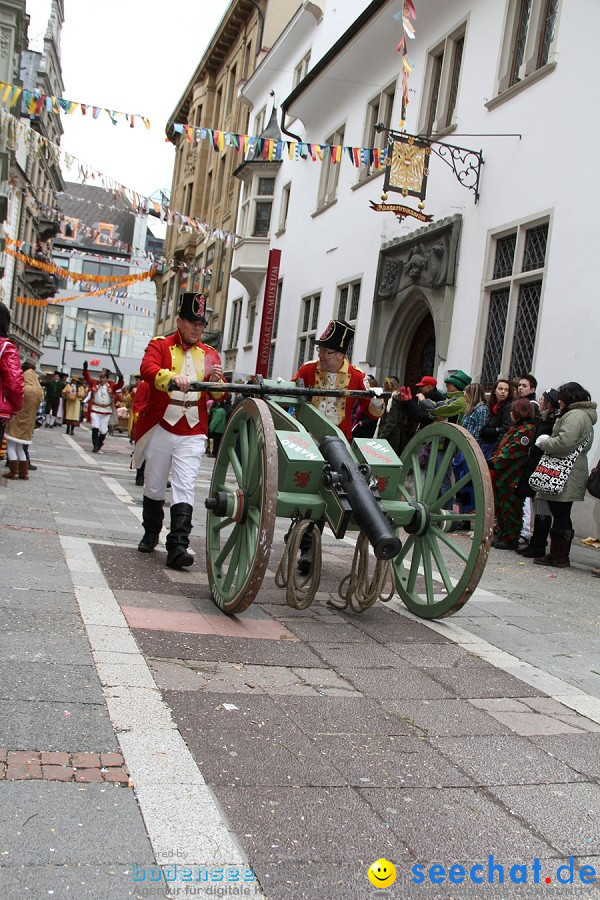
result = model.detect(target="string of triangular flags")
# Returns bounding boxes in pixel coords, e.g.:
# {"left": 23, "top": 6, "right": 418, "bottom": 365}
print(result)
{"left": 0, "top": 81, "right": 150, "bottom": 128}
{"left": 0, "top": 108, "right": 238, "bottom": 248}
{"left": 394, "top": 0, "right": 417, "bottom": 127}
{"left": 170, "top": 124, "right": 389, "bottom": 170}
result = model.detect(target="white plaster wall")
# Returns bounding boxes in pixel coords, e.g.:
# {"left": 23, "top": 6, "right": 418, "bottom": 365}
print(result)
{"left": 226, "top": 0, "right": 600, "bottom": 534}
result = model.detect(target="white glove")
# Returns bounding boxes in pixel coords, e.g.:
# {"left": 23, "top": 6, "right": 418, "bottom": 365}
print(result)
{"left": 371, "top": 398, "right": 384, "bottom": 411}
{"left": 371, "top": 386, "right": 384, "bottom": 397}
{"left": 535, "top": 434, "right": 551, "bottom": 449}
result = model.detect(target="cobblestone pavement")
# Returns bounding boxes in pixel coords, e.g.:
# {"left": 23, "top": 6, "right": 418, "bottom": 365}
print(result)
{"left": 0, "top": 425, "right": 599, "bottom": 899}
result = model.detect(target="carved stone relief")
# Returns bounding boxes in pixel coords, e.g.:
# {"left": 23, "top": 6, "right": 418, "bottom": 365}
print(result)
{"left": 376, "top": 216, "right": 460, "bottom": 300}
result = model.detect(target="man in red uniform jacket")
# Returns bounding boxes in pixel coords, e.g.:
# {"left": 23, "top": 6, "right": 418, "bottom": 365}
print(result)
{"left": 292, "top": 319, "right": 384, "bottom": 441}
{"left": 134, "top": 291, "right": 225, "bottom": 569}
{"left": 292, "top": 318, "right": 384, "bottom": 574}
{"left": 82, "top": 355, "right": 124, "bottom": 453}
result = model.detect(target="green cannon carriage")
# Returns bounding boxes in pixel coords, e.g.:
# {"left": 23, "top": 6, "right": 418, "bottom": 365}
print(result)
{"left": 194, "top": 378, "right": 493, "bottom": 619}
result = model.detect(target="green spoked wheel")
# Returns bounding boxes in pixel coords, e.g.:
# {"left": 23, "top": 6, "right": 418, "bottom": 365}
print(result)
{"left": 205, "top": 398, "right": 278, "bottom": 614}
{"left": 392, "top": 423, "right": 494, "bottom": 618}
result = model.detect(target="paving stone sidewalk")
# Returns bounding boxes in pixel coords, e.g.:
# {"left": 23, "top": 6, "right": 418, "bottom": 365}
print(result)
{"left": 0, "top": 428, "right": 599, "bottom": 899}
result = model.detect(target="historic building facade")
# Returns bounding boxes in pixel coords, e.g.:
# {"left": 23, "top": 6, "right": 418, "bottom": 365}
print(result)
{"left": 1, "top": 0, "right": 64, "bottom": 364}
{"left": 221, "top": 0, "right": 598, "bottom": 534}
{"left": 39, "top": 182, "right": 160, "bottom": 384}
{"left": 154, "top": 0, "right": 299, "bottom": 348}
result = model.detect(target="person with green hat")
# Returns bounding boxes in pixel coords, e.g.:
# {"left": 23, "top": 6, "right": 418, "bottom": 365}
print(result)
{"left": 399, "top": 369, "right": 472, "bottom": 515}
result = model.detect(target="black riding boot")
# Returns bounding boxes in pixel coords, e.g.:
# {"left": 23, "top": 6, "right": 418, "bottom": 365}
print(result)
{"left": 138, "top": 497, "right": 164, "bottom": 553}
{"left": 519, "top": 514, "right": 552, "bottom": 557}
{"left": 91, "top": 427, "right": 100, "bottom": 452}
{"left": 98, "top": 431, "right": 106, "bottom": 452}
{"left": 135, "top": 461, "right": 146, "bottom": 486}
{"left": 165, "top": 502, "right": 194, "bottom": 569}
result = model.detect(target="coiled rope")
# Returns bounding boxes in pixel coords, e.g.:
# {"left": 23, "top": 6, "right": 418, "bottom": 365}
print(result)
{"left": 328, "top": 532, "right": 396, "bottom": 614}
{"left": 275, "top": 519, "right": 322, "bottom": 609}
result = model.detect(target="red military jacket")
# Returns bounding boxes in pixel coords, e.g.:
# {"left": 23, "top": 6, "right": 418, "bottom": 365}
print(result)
{"left": 132, "top": 380, "right": 149, "bottom": 416}
{"left": 82, "top": 369, "right": 124, "bottom": 421}
{"left": 137, "top": 330, "right": 224, "bottom": 441}
{"left": 292, "top": 357, "right": 383, "bottom": 442}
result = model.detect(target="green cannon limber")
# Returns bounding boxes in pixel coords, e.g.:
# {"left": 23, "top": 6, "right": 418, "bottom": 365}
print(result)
{"left": 175, "top": 377, "right": 494, "bottom": 619}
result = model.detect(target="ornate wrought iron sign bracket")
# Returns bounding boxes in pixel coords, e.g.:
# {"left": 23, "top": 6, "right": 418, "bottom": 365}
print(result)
{"left": 377, "top": 128, "right": 484, "bottom": 206}
{"left": 429, "top": 139, "right": 484, "bottom": 203}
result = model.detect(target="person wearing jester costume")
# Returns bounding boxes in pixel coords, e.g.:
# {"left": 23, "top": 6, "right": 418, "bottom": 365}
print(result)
{"left": 491, "top": 398, "right": 536, "bottom": 550}
{"left": 134, "top": 291, "right": 225, "bottom": 569}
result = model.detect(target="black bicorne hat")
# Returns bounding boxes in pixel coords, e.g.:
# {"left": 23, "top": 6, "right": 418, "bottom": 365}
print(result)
{"left": 178, "top": 291, "right": 209, "bottom": 324}
{"left": 316, "top": 319, "right": 354, "bottom": 354}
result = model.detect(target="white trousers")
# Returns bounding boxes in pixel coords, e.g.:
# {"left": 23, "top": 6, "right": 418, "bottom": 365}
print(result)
{"left": 141, "top": 426, "right": 206, "bottom": 506}
{"left": 6, "top": 438, "right": 28, "bottom": 461}
{"left": 90, "top": 412, "right": 111, "bottom": 435}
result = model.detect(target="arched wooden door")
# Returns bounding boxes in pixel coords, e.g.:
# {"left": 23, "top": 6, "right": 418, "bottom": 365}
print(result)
{"left": 404, "top": 312, "right": 435, "bottom": 388}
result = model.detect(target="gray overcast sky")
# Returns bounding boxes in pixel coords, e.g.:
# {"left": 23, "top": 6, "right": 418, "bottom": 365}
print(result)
{"left": 26, "top": 0, "right": 230, "bottom": 198}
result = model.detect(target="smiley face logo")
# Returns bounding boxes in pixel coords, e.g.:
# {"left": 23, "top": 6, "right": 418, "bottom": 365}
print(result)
{"left": 367, "top": 858, "right": 397, "bottom": 888}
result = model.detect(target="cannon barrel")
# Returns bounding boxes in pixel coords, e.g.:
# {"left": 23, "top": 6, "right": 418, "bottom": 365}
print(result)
{"left": 319, "top": 435, "right": 403, "bottom": 561}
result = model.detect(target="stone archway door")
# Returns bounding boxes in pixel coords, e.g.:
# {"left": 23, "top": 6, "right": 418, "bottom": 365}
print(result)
{"left": 405, "top": 312, "right": 435, "bottom": 387}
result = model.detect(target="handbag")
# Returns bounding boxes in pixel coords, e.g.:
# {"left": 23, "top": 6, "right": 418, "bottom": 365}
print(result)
{"left": 587, "top": 460, "right": 600, "bottom": 499}
{"left": 529, "top": 433, "right": 593, "bottom": 496}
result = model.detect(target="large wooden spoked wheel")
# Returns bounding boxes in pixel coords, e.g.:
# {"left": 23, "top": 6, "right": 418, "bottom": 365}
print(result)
{"left": 205, "top": 398, "right": 278, "bottom": 614}
{"left": 392, "top": 423, "right": 494, "bottom": 618}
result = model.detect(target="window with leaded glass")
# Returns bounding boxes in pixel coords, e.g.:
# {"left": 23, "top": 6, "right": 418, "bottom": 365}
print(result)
{"left": 522, "top": 223, "right": 548, "bottom": 271}
{"left": 480, "top": 217, "right": 549, "bottom": 387}
{"left": 419, "top": 24, "right": 466, "bottom": 136}
{"left": 246, "top": 300, "right": 257, "bottom": 345}
{"left": 359, "top": 82, "right": 396, "bottom": 181}
{"left": 510, "top": 0, "right": 532, "bottom": 86}
{"left": 337, "top": 280, "right": 361, "bottom": 326}
{"left": 492, "top": 235, "right": 516, "bottom": 279}
{"left": 509, "top": 281, "right": 541, "bottom": 375}
{"left": 317, "top": 126, "right": 344, "bottom": 210}
{"left": 239, "top": 172, "right": 277, "bottom": 239}
{"left": 495, "top": 0, "right": 560, "bottom": 98}
{"left": 228, "top": 299, "right": 242, "bottom": 350}
{"left": 481, "top": 289, "right": 510, "bottom": 386}
{"left": 297, "top": 293, "right": 320, "bottom": 370}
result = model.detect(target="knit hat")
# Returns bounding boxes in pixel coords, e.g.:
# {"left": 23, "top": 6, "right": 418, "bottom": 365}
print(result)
{"left": 542, "top": 388, "right": 559, "bottom": 408}
{"left": 444, "top": 369, "right": 472, "bottom": 391}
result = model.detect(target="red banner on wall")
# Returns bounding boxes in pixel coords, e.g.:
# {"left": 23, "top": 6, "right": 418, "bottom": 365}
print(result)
{"left": 255, "top": 249, "right": 281, "bottom": 377}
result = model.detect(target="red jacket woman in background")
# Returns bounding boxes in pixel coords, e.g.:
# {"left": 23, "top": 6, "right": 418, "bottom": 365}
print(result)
{"left": 0, "top": 301, "right": 25, "bottom": 449}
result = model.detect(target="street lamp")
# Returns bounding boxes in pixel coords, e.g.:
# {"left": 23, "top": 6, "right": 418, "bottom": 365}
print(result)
{"left": 61, "top": 337, "right": 77, "bottom": 371}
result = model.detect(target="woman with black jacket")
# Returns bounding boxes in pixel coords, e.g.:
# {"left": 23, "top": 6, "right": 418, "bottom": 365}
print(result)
{"left": 480, "top": 378, "right": 515, "bottom": 461}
